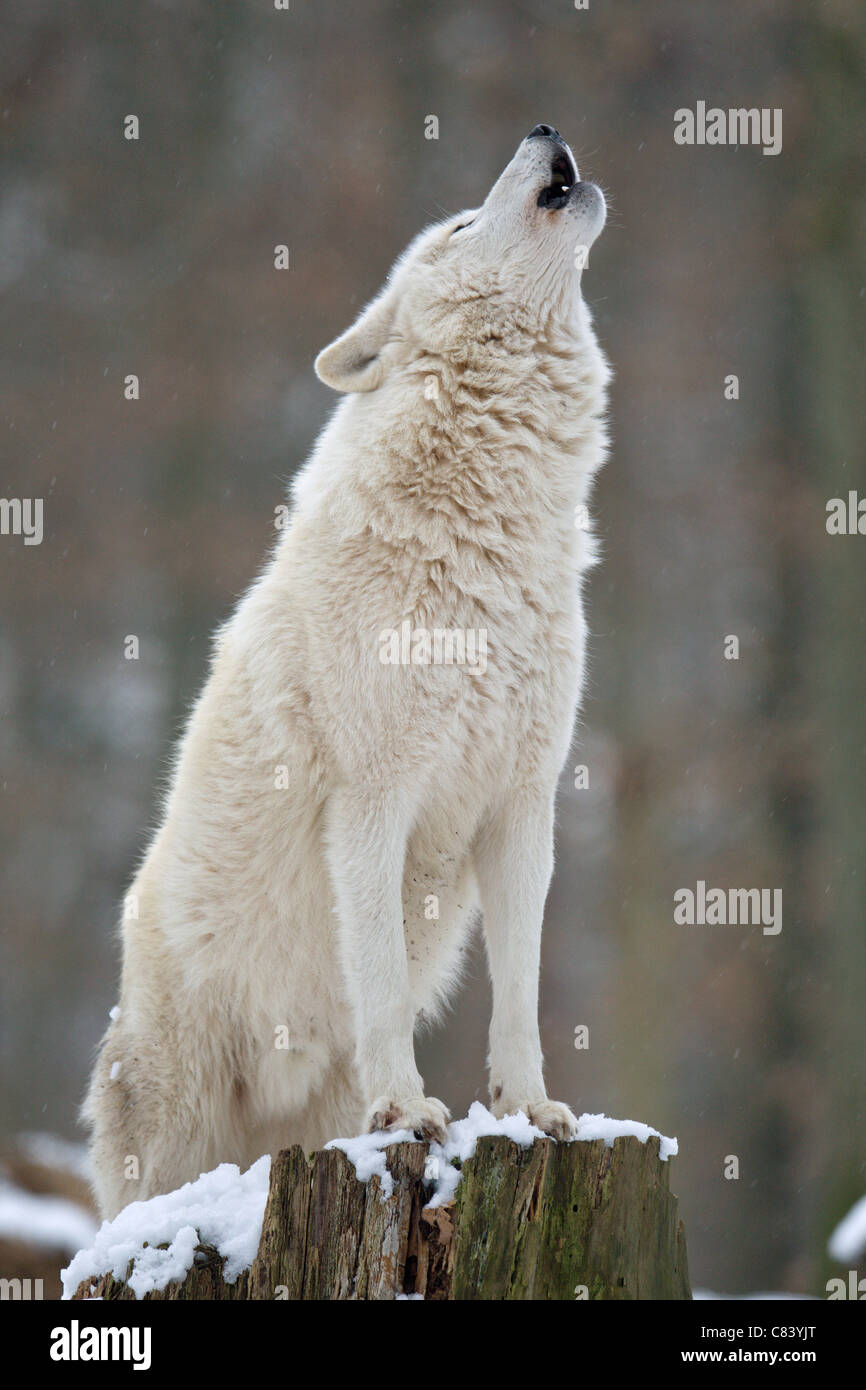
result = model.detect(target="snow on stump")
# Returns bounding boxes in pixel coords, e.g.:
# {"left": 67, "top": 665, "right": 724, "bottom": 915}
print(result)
{"left": 71, "top": 1121, "right": 691, "bottom": 1300}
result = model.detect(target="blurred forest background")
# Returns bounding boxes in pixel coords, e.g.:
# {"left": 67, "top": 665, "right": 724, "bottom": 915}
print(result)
{"left": 1, "top": 0, "right": 863, "bottom": 1296}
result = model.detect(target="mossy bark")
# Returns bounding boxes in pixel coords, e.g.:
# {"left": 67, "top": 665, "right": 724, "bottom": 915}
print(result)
{"left": 74, "top": 1134, "right": 690, "bottom": 1301}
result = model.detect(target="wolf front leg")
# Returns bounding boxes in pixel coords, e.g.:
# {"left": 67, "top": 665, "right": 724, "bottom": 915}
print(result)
{"left": 474, "top": 787, "right": 579, "bottom": 1141}
{"left": 324, "top": 784, "right": 450, "bottom": 1143}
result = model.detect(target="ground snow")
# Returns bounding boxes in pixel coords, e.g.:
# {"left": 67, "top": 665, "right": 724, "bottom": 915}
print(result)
{"left": 61, "top": 1105, "right": 678, "bottom": 1299}
{"left": 0, "top": 1180, "right": 97, "bottom": 1254}
{"left": 18, "top": 1131, "right": 93, "bottom": 1181}
{"left": 828, "top": 1192, "right": 866, "bottom": 1264}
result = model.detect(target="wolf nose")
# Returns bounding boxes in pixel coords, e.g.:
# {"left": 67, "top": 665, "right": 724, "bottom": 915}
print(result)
{"left": 528, "top": 123, "right": 562, "bottom": 141}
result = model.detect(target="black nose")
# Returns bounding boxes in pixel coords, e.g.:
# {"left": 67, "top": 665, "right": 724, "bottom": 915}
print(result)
{"left": 528, "top": 123, "right": 562, "bottom": 141}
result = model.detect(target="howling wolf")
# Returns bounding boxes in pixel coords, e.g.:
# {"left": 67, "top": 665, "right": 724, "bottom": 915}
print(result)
{"left": 84, "top": 124, "right": 609, "bottom": 1216}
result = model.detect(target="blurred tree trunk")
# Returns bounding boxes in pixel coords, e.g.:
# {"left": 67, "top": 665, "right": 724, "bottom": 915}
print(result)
{"left": 788, "top": 3, "right": 866, "bottom": 1286}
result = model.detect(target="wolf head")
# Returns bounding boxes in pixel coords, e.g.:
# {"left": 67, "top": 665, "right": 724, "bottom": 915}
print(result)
{"left": 315, "top": 126, "right": 605, "bottom": 394}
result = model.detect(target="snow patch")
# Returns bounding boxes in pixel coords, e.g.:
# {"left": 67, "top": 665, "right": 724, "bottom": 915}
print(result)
{"left": 18, "top": 1131, "right": 93, "bottom": 1181}
{"left": 575, "top": 1112, "right": 678, "bottom": 1162}
{"left": 828, "top": 1193, "right": 866, "bottom": 1264}
{"left": 60, "top": 1156, "right": 270, "bottom": 1300}
{"left": 0, "top": 1180, "right": 97, "bottom": 1253}
{"left": 325, "top": 1128, "right": 417, "bottom": 1199}
{"left": 329, "top": 1101, "right": 677, "bottom": 1209}
{"left": 427, "top": 1103, "right": 547, "bottom": 1207}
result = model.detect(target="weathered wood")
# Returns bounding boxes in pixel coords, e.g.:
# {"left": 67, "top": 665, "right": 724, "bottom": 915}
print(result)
{"left": 74, "top": 1134, "right": 690, "bottom": 1300}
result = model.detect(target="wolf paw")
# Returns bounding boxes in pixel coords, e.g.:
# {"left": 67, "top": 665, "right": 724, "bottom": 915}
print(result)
{"left": 526, "top": 1099, "right": 579, "bottom": 1142}
{"left": 366, "top": 1094, "right": 451, "bottom": 1144}
{"left": 492, "top": 1095, "right": 579, "bottom": 1142}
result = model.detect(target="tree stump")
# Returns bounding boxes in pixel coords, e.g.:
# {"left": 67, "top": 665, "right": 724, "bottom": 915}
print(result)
{"left": 73, "top": 1134, "right": 691, "bottom": 1300}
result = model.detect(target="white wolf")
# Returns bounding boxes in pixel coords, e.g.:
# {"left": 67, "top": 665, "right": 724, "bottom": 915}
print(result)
{"left": 84, "top": 125, "right": 609, "bottom": 1217}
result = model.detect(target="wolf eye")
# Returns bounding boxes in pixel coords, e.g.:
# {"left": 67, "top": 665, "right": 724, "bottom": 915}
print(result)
{"left": 451, "top": 219, "right": 474, "bottom": 235}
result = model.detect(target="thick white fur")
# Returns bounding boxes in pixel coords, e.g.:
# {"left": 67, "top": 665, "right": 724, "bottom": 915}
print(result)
{"left": 83, "top": 132, "right": 610, "bottom": 1217}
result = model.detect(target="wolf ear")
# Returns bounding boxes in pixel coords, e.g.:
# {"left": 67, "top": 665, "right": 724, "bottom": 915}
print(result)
{"left": 314, "top": 284, "right": 399, "bottom": 393}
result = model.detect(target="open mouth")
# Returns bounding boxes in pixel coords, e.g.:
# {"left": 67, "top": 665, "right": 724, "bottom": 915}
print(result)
{"left": 537, "top": 149, "right": 578, "bottom": 210}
